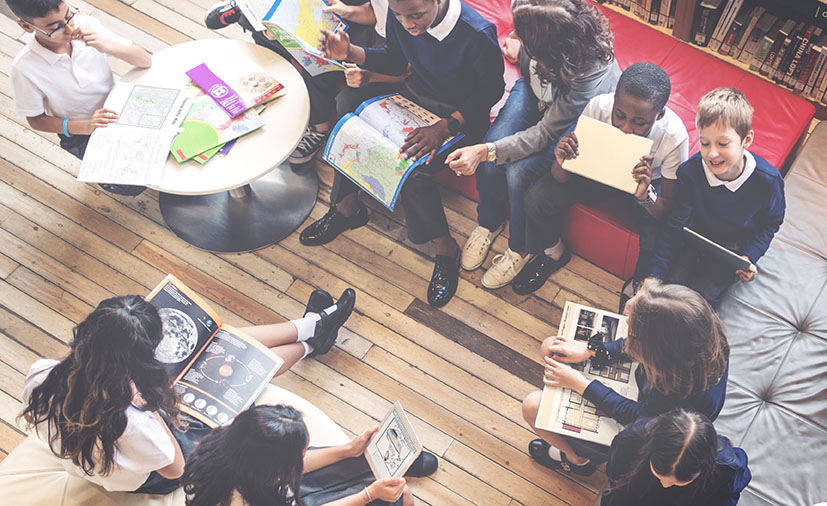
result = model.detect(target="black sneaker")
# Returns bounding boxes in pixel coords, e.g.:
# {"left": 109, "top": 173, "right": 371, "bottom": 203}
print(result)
{"left": 528, "top": 439, "right": 595, "bottom": 476}
{"left": 288, "top": 126, "right": 329, "bottom": 164}
{"left": 204, "top": 0, "right": 242, "bottom": 30}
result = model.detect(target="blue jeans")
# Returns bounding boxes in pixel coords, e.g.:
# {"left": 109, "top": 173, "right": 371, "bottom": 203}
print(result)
{"left": 476, "top": 78, "right": 555, "bottom": 253}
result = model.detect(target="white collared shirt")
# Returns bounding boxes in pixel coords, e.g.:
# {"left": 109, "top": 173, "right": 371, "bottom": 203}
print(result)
{"left": 10, "top": 15, "right": 132, "bottom": 120}
{"left": 702, "top": 150, "right": 756, "bottom": 192}
{"left": 370, "top": 0, "right": 388, "bottom": 38}
{"left": 426, "top": 0, "right": 461, "bottom": 41}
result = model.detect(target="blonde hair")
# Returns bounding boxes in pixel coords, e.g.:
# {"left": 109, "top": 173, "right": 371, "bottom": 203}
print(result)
{"left": 695, "top": 87, "right": 753, "bottom": 140}
{"left": 623, "top": 280, "right": 729, "bottom": 398}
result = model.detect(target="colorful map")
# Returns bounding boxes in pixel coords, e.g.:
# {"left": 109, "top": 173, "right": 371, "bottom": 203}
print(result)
{"left": 118, "top": 85, "right": 180, "bottom": 129}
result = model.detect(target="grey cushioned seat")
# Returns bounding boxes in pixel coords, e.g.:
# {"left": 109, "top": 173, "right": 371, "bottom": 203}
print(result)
{"left": 714, "top": 123, "right": 827, "bottom": 506}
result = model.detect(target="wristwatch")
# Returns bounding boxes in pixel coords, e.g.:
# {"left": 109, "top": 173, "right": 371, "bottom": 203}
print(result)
{"left": 486, "top": 142, "right": 497, "bottom": 163}
{"left": 445, "top": 116, "right": 461, "bottom": 135}
{"left": 636, "top": 184, "right": 658, "bottom": 208}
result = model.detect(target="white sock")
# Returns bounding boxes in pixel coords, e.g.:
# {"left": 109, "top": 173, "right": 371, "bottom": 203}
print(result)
{"left": 544, "top": 241, "right": 565, "bottom": 261}
{"left": 291, "top": 313, "right": 321, "bottom": 342}
{"left": 549, "top": 446, "right": 589, "bottom": 466}
{"left": 322, "top": 304, "right": 337, "bottom": 316}
{"left": 301, "top": 341, "right": 314, "bottom": 358}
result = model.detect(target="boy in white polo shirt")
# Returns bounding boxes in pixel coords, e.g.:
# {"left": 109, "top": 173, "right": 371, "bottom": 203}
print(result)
{"left": 515, "top": 62, "right": 689, "bottom": 296}
{"left": 8, "top": 0, "right": 152, "bottom": 196}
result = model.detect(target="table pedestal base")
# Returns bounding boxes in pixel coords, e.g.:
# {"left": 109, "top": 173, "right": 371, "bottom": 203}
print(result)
{"left": 159, "top": 164, "right": 318, "bottom": 253}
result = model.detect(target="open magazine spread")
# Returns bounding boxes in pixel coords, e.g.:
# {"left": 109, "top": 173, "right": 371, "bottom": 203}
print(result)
{"left": 365, "top": 401, "right": 423, "bottom": 479}
{"left": 236, "top": 0, "right": 347, "bottom": 76}
{"left": 77, "top": 82, "right": 195, "bottom": 186}
{"left": 535, "top": 302, "right": 640, "bottom": 446}
{"left": 146, "top": 274, "right": 284, "bottom": 427}
{"left": 324, "top": 93, "right": 465, "bottom": 210}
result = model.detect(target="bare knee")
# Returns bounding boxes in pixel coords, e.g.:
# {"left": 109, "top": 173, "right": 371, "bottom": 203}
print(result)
{"left": 522, "top": 390, "right": 543, "bottom": 428}
{"left": 402, "top": 485, "right": 415, "bottom": 506}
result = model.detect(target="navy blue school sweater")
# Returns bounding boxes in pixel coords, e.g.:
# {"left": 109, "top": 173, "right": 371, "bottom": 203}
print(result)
{"left": 647, "top": 151, "right": 785, "bottom": 280}
{"left": 362, "top": 0, "right": 505, "bottom": 134}
{"left": 582, "top": 339, "right": 729, "bottom": 426}
{"left": 602, "top": 419, "right": 751, "bottom": 506}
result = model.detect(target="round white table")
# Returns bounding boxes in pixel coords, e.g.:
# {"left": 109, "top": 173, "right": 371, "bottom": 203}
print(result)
{"left": 121, "top": 39, "right": 315, "bottom": 252}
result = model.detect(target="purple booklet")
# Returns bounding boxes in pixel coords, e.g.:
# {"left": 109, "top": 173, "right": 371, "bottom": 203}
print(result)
{"left": 186, "top": 55, "right": 284, "bottom": 118}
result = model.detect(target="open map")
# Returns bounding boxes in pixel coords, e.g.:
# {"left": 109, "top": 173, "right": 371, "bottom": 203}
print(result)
{"left": 237, "top": 0, "right": 346, "bottom": 75}
{"left": 324, "top": 94, "right": 464, "bottom": 210}
{"left": 534, "top": 302, "right": 640, "bottom": 446}
{"left": 118, "top": 85, "right": 180, "bottom": 129}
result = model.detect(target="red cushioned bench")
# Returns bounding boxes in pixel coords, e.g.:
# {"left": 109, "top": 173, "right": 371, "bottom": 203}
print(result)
{"left": 439, "top": 0, "right": 815, "bottom": 280}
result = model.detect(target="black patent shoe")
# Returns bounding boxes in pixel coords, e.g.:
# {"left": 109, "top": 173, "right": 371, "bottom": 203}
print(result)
{"left": 528, "top": 439, "right": 595, "bottom": 476}
{"left": 405, "top": 451, "right": 438, "bottom": 477}
{"left": 306, "top": 288, "right": 356, "bottom": 357}
{"left": 304, "top": 289, "right": 333, "bottom": 317}
{"left": 299, "top": 204, "right": 369, "bottom": 246}
{"left": 512, "top": 249, "right": 571, "bottom": 295}
{"left": 427, "top": 248, "right": 460, "bottom": 308}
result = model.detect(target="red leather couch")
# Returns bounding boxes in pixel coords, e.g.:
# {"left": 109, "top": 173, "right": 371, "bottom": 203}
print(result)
{"left": 440, "top": 0, "right": 815, "bottom": 280}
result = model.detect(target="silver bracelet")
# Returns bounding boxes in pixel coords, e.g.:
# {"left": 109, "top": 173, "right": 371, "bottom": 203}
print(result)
{"left": 636, "top": 184, "right": 658, "bottom": 208}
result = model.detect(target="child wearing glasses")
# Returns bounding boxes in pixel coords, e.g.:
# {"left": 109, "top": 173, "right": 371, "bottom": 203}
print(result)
{"left": 8, "top": 0, "right": 152, "bottom": 196}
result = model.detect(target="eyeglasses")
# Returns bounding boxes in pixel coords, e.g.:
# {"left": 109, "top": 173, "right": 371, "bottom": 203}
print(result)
{"left": 25, "top": 5, "right": 79, "bottom": 38}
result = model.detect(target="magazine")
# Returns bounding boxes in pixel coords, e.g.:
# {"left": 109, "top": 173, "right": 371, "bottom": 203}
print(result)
{"left": 77, "top": 82, "right": 195, "bottom": 186}
{"left": 365, "top": 401, "right": 423, "bottom": 479}
{"left": 145, "top": 274, "right": 284, "bottom": 427}
{"left": 323, "top": 93, "right": 465, "bottom": 210}
{"left": 236, "top": 0, "right": 347, "bottom": 76}
{"left": 186, "top": 54, "right": 285, "bottom": 117}
{"left": 534, "top": 302, "right": 640, "bottom": 446}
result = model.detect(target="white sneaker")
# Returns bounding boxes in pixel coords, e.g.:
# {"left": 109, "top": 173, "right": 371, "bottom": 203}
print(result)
{"left": 461, "top": 224, "right": 503, "bottom": 271}
{"left": 482, "top": 248, "right": 529, "bottom": 289}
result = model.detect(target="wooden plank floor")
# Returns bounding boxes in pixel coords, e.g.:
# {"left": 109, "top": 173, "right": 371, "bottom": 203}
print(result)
{"left": 0, "top": 1, "right": 625, "bottom": 504}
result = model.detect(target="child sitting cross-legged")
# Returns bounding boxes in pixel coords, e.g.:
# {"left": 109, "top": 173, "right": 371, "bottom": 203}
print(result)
{"left": 645, "top": 87, "right": 786, "bottom": 307}
{"left": 8, "top": 0, "right": 152, "bottom": 196}
{"left": 513, "top": 62, "right": 689, "bottom": 295}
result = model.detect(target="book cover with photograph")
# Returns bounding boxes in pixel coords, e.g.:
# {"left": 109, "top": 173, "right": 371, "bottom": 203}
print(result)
{"left": 146, "top": 274, "right": 284, "bottom": 427}
{"left": 534, "top": 302, "right": 640, "bottom": 446}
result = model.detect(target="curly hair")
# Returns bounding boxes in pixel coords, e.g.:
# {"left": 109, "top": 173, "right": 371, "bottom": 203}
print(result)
{"left": 623, "top": 280, "right": 729, "bottom": 398}
{"left": 612, "top": 410, "right": 721, "bottom": 500}
{"left": 512, "top": 0, "right": 614, "bottom": 95}
{"left": 21, "top": 295, "right": 180, "bottom": 476}
{"left": 183, "top": 405, "right": 307, "bottom": 506}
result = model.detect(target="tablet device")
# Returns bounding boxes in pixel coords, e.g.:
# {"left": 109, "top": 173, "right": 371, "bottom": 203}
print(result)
{"left": 682, "top": 227, "right": 752, "bottom": 272}
{"left": 365, "top": 401, "right": 423, "bottom": 479}
{"left": 562, "top": 115, "right": 654, "bottom": 194}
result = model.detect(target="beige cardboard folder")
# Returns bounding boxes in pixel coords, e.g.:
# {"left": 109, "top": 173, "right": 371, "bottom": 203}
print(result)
{"left": 562, "top": 115, "right": 654, "bottom": 194}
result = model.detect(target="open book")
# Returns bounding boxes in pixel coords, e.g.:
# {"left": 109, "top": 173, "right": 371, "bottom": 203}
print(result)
{"left": 365, "top": 402, "right": 423, "bottom": 479}
{"left": 236, "top": 0, "right": 347, "bottom": 76}
{"left": 562, "top": 115, "right": 654, "bottom": 194}
{"left": 146, "top": 274, "right": 284, "bottom": 427}
{"left": 534, "top": 302, "right": 640, "bottom": 446}
{"left": 324, "top": 93, "right": 465, "bottom": 210}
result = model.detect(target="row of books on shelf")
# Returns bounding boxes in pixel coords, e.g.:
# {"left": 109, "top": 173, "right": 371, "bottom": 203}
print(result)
{"left": 604, "top": 0, "right": 678, "bottom": 29}
{"left": 694, "top": 0, "right": 827, "bottom": 103}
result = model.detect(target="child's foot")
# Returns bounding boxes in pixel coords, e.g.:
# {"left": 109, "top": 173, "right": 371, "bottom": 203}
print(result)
{"left": 528, "top": 439, "right": 595, "bottom": 476}
{"left": 461, "top": 224, "right": 503, "bottom": 271}
{"left": 304, "top": 289, "right": 333, "bottom": 317}
{"left": 404, "top": 451, "right": 439, "bottom": 477}
{"left": 512, "top": 247, "right": 571, "bottom": 295}
{"left": 306, "top": 288, "right": 356, "bottom": 357}
{"left": 482, "top": 248, "right": 529, "bottom": 289}
{"left": 288, "top": 125, "right": 329, "bottom": 164}
{"left": 204, "top": 0, "right": 242, "bottom": 30}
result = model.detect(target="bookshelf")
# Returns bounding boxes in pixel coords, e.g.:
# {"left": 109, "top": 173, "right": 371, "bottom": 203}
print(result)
{"left": 601, "top": 0, "right": 827, "bottom": 119}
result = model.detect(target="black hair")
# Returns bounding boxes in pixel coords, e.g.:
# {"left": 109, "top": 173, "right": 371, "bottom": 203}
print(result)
{"left": 6, "top": 0, "right": 65, "bottom": 20}
{"left": 613, "top": 410, "right": 720, "bottom": 501}
{"left": 616, "top": 62, "right": 672, "bottom": 111}
{"left": 21, "top": 295, "right": 180, "bottom": 476}
{"left": 183, "top": 405, "right": 308, "bottom": 506}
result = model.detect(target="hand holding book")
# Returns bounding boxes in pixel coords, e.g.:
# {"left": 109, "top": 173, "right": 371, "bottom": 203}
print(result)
{"left": 543, "top": 355, "right": 592, "bottom": 394}
{"left": 400, "top": 121, "right": 451, "bottom": 164}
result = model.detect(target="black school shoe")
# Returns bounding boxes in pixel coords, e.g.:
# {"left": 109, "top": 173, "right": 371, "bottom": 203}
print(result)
{"left": 299, "top": 203, "right": 369, "bottom": 246}
{"left": 405, "top": 451, "right": 438, "bottom": 477}
{"left": 204, "top": 0, "right": 242, "bottom": 29}
{"left": 304, "top": 289, "right": 333, "bottom": 317}
{"left": 306, "top": 288, "right": 356, "bottom": 357}
{"left": 511, "top": 248, "right": 571, "bottom": 295}
{"left": 427, "top": 247, "right": 460, "bottom": 308}
{"left": 528, "top": 439, "right": 596, "bottom": 476}
{"left": 99, "top": 183, "right": 146, "bottom": 196}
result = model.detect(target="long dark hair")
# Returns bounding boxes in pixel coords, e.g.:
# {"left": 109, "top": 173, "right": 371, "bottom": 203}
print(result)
{"left": 624, "top": 280, "right": 729, "bottom": 398}
{"left": 21, "top": 295, "right": 180, "bottom": 476}
{"left": 613, "top": 410, "right": 720, "bottom": 500}
{"left": 512, "top": 0, "right": 614, "bottom": 95}
{"left": 183, "top": 405, "right": 308, "bottom": 506}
